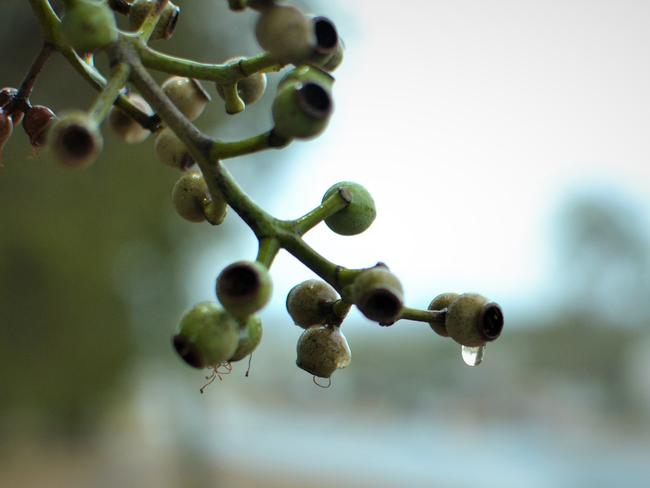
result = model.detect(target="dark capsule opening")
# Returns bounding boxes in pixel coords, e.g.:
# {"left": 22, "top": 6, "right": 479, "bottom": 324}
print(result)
{"left": 313, "top": 17, "right": 338, "bottom": 53}
{"left": 219, "top": 263, "right": 260, "bottom": 302}
{"left": 478, "top": 302, "right": 504, "bottom": 341}
{"left": 172, "top": 334, "right": 204, "bottom": 369}
{"left": 361, "top": 289, "right": 403, "bottom": 325}
{"left": 61, "top": 124, "right": 95, "bottom": 160}
{"left": 297, "top": 82, "right": 332, "bottom": 119}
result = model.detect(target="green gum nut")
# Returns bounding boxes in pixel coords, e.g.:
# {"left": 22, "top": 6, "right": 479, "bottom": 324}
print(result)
{"left": 286, "top": 279, "right": 339, "bottom": 328}
{"left": 229, "top": 315, "right": 263, "bottom": 362}
{"left": 47, "top": 110, "right": 103, "bottom": 169}
{"left": 278, "top": 65, "right": 334, "bottom": 92}
{"left": 272, "top": 81, "right": 332, "bottom": 140}
{"left": 427, "top": 292, "right": 460, "bottom": 337}
{"left": 445, "top": 293, "right": 504, "bottom": 347}
{"left": 216, "top": 57, "right": 267, "bottom": 106}
{"left": 255, "top": 4, "right": 313, "bottom": 64}
{"left": 216, "top": 260, "right": 273, "bottom": 319}
{"left": 61, "top": 0, "right": 118, "bottom": 52}
{"left": 154, "top": 127, "right": 194, "bottom": 170}
{"left": 322, "top": 181, "right": 376, "bottom": 236}
{"left": 296, "top": 325, "right": 351, "bottom": 378}
{"left": 161, "top": 77, "right": 211, "bottom": 121}
{"left": 128, "top": 0, "right": 181, "bottom": 40}
{"left": 353, "top": 265, "right": 404, "bottom": 325}
{"left": 172, "top": 302, "right": 239, "bottom": 369}
{"left": 108, "top": 94, "right": 152, "bottom": 144}
{"left": 307, "top": 16, "right": 342, "bottom": 70}
{"left": 171, "top": 172, "right": 227, "bottom": 224}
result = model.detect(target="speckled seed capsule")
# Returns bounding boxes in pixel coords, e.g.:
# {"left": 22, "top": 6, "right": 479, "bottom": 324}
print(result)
{"left": 61, "top": 0, "right": 118, "bottom": 52}
{"left": 171, "top": 172, "right": 227, "bottom": 224}
{"left": 229, "top": 315, "right": 263, "bottom": 362}
{"left": 296, "top": 325, "right": 351, "bottom": 378}
{"left": 154, "top": 127, "right": 194, "bottom": 170}
{"left": 47, "top": 111, "right": 103, "bottom": 168}
{"left": 286, "top": 279, "right": 338, "bottom": 328}
{"left": 216, "top": 57, "right": 267, "bottom": 106}
{"left": 255, "top": 4, "right": 313, "bottom": 64}
{"left": 216, "top": 261, "right": 273, "bottom": 319}
{"left": 322, "top": 181, "right": 376, "bottom": 236}
{"left": 172, "top": 302, "right": 239, "bottom": 369}
{"left": 445, "top": 293, "right": 504, "bottom": 347}
{"left": 108, "top": 94, "right": 152, "bottom": 144}
{"left": 427, "top": 292, "right": 460, "bottom": 337}
{"left": 161, "top": 77, "right": 211, "bottom": 121}
{"left": 272, "top": 81, "right": 332, "bottom": 140}
{"left": 128, "top": 0, "right": 180, "bottom": 40}
{"left": 353, "top": 266, "right": 404, "bottom": 325}
{"left": 23, "top": 105, "right": 56, "bottom": 147}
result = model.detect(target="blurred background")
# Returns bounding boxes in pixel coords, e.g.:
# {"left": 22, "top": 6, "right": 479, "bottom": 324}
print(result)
{"left": 1, "top": 0, "right": 650, "bottom": 486}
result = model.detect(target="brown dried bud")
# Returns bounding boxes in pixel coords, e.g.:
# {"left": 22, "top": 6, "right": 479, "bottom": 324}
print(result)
{"left": 23, "top": 105, "right": 56, "bottom": 147}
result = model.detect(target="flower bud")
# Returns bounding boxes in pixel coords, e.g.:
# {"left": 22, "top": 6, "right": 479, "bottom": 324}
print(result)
{"left": 255, "top": 5, "right": 313, "bottom": 64}
{"left": 272, "top": 81, "right": 332, "bottom": 140}
{"left": 108, "top": 94, "right": 152, "bottom": 144}
{"left": 216, "top": 57, "right": 267, "bottom": 107}
{"left": 23, "top": 105, "right": 56, "bottom": 148}
{"left": 286, "top": 279, "right": 338, "bottom": 328}
{"left": 229, "top": 315, "right": 263, "bottom": 362}
{"left": 171, "top": 172, "right": 227, "bottom": 224}
{"left": 172, "top": 302, "right": 239, "bottom": 368}
{"left": 161, "top": 77, "right": 210, "bottom": 121}
{"left": 216, "top": 261, "right": 273, "bottom": 319}
{"left": 47, "top": 111, "right": 102, "bottom": 168}
{"left": 445, "top": 294, "right": 504, "bottom": 347}
{"left": 353, "top": 266, "right": 403, "bottom": 325}
{"left": 296, "top": 325, "right": 351, "bottom": 378}
{"left": 322, "top": 181, "right": 376, "bottom": 236}
{"left": 128, "top": 0, "right": 180, "bottom": 40}
{"left": 61, "top": 0, "right": 118, "bottom": 52}
{"left": 427, "top": 292, "right": 459, "bottom": 337}
{"left": 154, "top": 127, "right": 194, "bottom": 170}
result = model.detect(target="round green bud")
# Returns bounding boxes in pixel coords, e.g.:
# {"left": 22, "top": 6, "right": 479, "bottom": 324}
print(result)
{"left": 128, "top": 0, "right": 180, "bottom": 40}
{"left": 47, "top": 110, "right": 102, "bottom": 169}
{"left": 229, "top": 315, "right": 263, "bottom": 362}
{"left": 446, "top": 293, "right": 504, "bottom": 347}
{"left": 286, "top": 279, "right": 339, "bottom": 328}
{"left": 216, "top": 58, "right": 267, "bottom": 107}
{"left": 171, "top": 172, "right": 227, "bottom": 224}
{"left": 23, "top": 105, "right": 56, "bottom": 148}
{"left": 216, "top": 261, "right": 273, "bottom": 319}
{"left": 353, "top": 266, "right": 403, "bottom": 325}
{"left": 255, "top": 5, "right": 313, "bottom": 64}
{"left": 108, "top": 94, "right": 152, "bottom": 144}
{"left": 61, "top": 0, "right": 118, "bottom": 52}
{"left": 272, "top": 81, "right": 332, "bottom": 140}
{"left": 427, "top": 292, "right": 460, "bottom": 337}
{"left": 172, "top": 302, "right": 239, "bottom": 369}
{"left": 322, "top": 181, "right": 376, "bottom": 236}
{"left": 161, "top": 77, "right": 211, "bottom": 121}
{"left": 154, "top": 127, "right": 194, "bottom": 170}
{"left": 296, "top": 325, "right": 351, "bottom": 378}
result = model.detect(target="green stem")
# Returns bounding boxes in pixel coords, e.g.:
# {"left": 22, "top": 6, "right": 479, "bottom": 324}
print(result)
{"left": 292, "top": 189, "right": 350, "bottom": 236}
{"left": 211, "top": 130, "right": 290, "bottom": 160}
{"left": 256, "top": 237, "right": 281, "bottom": 268}
{"left": 87, "top": 62, "right": 130, "bottom": 125}
{"left": 399, "top": 306, "right": 446, "bottom": 325}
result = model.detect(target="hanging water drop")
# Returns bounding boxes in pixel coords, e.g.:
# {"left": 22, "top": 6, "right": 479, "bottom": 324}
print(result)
{"left": 461, "top": 344, "right": 485, "bottom": 366}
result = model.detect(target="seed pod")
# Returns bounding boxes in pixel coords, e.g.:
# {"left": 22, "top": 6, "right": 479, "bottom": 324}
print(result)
{"left": 216, "top": 261, "right": 273, "bottom": 319}
{"left": 154, "top": 127, "right": 194, "bottom": 170}
{"left": 255, "top": 5, "right": 313, "bottom": 64}
{"left": 229, "top": 315, "right": 263, "bottom": 362}
{"left": 272, "top": 81, "right": 332, "bottom": 140}
{"left": 171, "top": 172, "right": 227, "bottom": 224}
{"left": 322, "top": 181, "right": 376, "bottom": 236}
{"left": 161, "top": 77, "right": 210, "bottom": 121}
{"left": 353, "top": 266, "right": 403, "bottom": 325}
{"left": 47, "top": 111, "right": 102, "bottom": 168}
{"left": 128, "top": 0, "right": 180, "bottom": 40}
{"left": 321, "top": 37, "right": 345, "bottom": 72}
{"left": 296, "top": 325, "right": 351, "bottom": 378}
{"left": 216, "top": 57, "right": 267, "bottom": 106}
{"left": 172, "top": 302, "right": 239, "bottom": 369}
{"left": 445, "top": 294, "right": 504, "bottom": 347}
{"left": 108, "top": 94, "right": 152, "bottom": 144}
{"left": 308, "top": 16, "right": 341, "bottom": 68}
{"left": 427, "top": 292, "right": 459, "bottom": 337}
{"left": 61, "top": 0, "right": 118, "bottom": 52}
{"left": 23, "top": 105, "right": 56, "bottom": 147}
{"left": 286, "top": 279, "right": 338, "bottom": 328}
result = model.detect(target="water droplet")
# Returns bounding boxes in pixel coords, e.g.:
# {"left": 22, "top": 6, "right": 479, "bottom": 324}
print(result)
{"left": 461, "top": 345, "right": 485, "bottom": 366}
